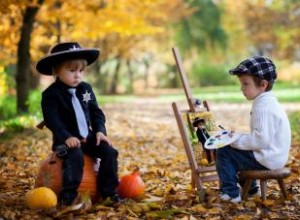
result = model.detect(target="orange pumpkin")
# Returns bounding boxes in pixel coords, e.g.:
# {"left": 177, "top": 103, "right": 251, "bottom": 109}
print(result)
{"left": 116, "top": 169, "right": 145, "bottom": 199}
{"left": 35, "top": 153, "right": 98, "bottom": 202}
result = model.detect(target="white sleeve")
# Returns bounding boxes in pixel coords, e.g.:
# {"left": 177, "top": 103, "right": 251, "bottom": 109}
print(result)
{"left": 231, "top": 109, "right": 276, "bottom": 150}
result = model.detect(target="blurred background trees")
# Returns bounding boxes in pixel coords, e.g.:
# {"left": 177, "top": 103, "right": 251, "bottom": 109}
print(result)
{"left": 0, "top": 0, "right": 300, "bottom": 114}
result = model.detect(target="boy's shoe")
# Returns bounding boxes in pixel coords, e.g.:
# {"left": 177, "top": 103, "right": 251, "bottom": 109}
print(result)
{"left": 248, "top": 189, "right": 261, "bottom": 198}
{"left": 242, "top": 186, "right": 261, "bottom": 198}
{"left": 230, "top": 195, "right": 242, "bottom": 203}
{"left": 110, "top": 193, "right": 122, "bottom": 203}
{"left": 220, "top": 193, "right": 241, "bottom": 203}
{"left": 220, "top": 193, "right": 231, "bottom": 201}
{"left": 103, "top": 193, "right": 123, "bottom": 204}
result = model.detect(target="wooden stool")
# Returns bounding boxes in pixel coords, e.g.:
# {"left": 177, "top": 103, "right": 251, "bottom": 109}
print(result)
{"left": 238, "top": 168, "right": 291, "bottom": 202}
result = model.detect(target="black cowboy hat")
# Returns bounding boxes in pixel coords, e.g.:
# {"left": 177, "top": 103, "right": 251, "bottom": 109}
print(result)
{"left": 36, "top": 42, "right": 100, "bottom": 75}
{"left": 192, "top": 117, "right": 205, "bottom": 127}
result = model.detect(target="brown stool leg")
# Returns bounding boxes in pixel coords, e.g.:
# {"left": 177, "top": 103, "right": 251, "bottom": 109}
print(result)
{"left": 260, "top": 180, "right": 267, "bottom": 202}
{"left": 277, "top": 178, "right": 287, "bottom": 199}
{"left": 242, "top": 179, "right": 252, "bottom": 200}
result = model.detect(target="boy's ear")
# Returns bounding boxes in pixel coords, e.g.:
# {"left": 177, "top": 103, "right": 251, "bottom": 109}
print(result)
{"left": 260, "top": 80, "right": 269, "bottom": 90}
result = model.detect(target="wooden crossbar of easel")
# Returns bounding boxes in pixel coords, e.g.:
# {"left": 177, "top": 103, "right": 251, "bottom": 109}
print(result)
{"left": 171, "top": 47, "right": 218, "bottom": 191}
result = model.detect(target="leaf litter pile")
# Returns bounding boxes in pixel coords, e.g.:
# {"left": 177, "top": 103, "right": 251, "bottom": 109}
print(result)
{"left": 0, "top": 100, "right": 300, "bottom": 219}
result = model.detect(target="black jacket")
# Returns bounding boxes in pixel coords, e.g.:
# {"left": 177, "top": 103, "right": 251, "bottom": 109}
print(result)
{"left": 196, "top": 128, "right": 210, "bottom": 146}
{"left": 41, "top": 79, "right": 106, "bottom": 147}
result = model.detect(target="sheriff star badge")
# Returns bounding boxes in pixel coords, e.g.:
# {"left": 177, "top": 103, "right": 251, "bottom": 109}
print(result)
{"left": 82, "top": 91, "right": 91, "bottom": 103}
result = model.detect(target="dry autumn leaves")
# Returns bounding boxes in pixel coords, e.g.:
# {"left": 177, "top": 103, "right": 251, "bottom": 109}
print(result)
{"left": 0, "top": 100, "right": 300, "bottom": 219}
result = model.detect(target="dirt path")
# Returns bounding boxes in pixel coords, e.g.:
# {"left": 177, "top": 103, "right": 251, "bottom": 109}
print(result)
{"left": 102, "top": 98, "right": 300, "bottom": 176}
{"left": 103, "top": 98, "right": 300, "bottom": 133}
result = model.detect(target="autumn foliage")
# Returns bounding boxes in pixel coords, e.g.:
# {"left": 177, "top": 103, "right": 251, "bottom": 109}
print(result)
{"left": 0, "top": 101, "right": 299, "bottom": 219}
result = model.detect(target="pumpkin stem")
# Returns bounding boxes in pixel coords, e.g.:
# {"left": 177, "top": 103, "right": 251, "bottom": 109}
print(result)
{"left": 49, "top": 152, "right": 57, "bottom": 164}
{"left": 133, "top": 166, "right": 140, "bottom": 174}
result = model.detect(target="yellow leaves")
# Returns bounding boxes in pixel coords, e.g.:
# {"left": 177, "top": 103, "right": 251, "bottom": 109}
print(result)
{"left": 208, "top": 206, "right": 223, "bottom": 215}
{"left": 0, "top": 2, "right": 21, "bottom": 64}
{"left": 232, "top": 214, "right": 253, "bottom": 220}
{"left": 262, "top": 199, "right": 276, "bottom": 207}
{"left": 129, "top": 203, "right": 149, "bottom": 213}
{"left": 0, "top": 0, "right": 190, "bottom": 66}
{"left": 44, "top": 0, "right": 182, "bottom": 40}
{"left": 244, "top": 200, "right": 256, "bottom": 209}
{"left": 1, "top": 210, "right": 17, "bottom": 220}
{"left": 0, "top": 0, "right": 21, "bottom": 13}
{"left": 189, "top": 204, "right": 207, "bottom": 213}
{"left": 1, "top": 101, "right": 300, "bottom": 219}
{"left": 123, "top": 201, "right": 163, "bottom": 218}
{"left": 5, "top": 162, "right": 17, "bottom": 171}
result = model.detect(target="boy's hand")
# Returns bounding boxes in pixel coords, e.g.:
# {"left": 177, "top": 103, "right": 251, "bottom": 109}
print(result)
{"left": 65, "top": 137, "right": 81, "bottom": 148}
{"left": 228, "top": 125, "right": 235, "bottom": 137}
{"left": 96, "top": 132, "right": 112, "bottom": 146}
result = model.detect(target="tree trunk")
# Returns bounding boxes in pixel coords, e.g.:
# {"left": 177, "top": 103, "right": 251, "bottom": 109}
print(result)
{"left": 169, "top": 64, "right": 180, "bottom": 88}
{"left": 55, "top": 0, "right": 62, "bottom": 43}
{"left": 143, "top": 59, "right": 150, "bottom": 90}
{"left": 30, "top": 64, "right": 40, "bottom": 89}
{"left": 92, "top": 60, "right": 108, "bottom": 94}
{"left": 109, "top": 58, "right": 121, "bottom": 94}
{"left": 16, "top": 0, "right": 43, "bottom": 113}
{"left": 126, "top": 60, "right": 134, "bottom": 93}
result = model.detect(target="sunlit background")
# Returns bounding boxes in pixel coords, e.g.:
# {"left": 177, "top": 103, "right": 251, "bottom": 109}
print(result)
{"left": 1, "top": 0, "right": 300, "bottom": 116}
{"left": 1, "top": 2, "right": 300, "bottom": 219}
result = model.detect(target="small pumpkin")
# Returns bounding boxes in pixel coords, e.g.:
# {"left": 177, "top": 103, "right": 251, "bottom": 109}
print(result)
{"left": 25, "top": 187, "right": 57, "bottom": 209}
{"left": 35, "top": 153, "right": 98, "bottom": 202}
{"left": 116, "top": 168, "right": 145, "bottom": 199}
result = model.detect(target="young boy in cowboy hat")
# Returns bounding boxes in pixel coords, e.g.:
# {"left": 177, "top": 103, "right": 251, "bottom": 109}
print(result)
{"left": 216, "top": 56, "right": 291, "bottom": 203}
{"left": 36, "top": 42, "right": 121, "bottom": 207}
{"left": 192, "top": 117, "right": 215, "bottom": 163}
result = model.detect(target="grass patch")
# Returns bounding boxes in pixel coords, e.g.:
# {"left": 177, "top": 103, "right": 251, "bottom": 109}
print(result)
{"left": 158, "top": 84, "right": 300, "bottom": 103}
{"left": 0, "top": 115, "right": 40, "bottom": 140}
{"left": 1, "top": 84, "right": 299, "bottom": 134}
{"left": 289, "top": 111, "right": 300, "bottom": 142}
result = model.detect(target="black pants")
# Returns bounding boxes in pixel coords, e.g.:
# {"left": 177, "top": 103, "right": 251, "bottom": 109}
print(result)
{"left": 58, "top": 135, "right": 119, "bottom": 205}
{"left": 204, "top": 147, "right": 216, "bottom": 163}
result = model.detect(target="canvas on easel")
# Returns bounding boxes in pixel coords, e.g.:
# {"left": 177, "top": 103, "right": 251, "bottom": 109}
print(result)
{"left": 185, "top": 111, "right": 217, "bottom": 165}
{"left": 171, "top": 47, "right": 219, "bottom": 192}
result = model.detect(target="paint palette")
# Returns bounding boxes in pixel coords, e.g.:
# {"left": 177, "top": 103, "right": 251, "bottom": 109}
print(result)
{"left": 204, "top": 130, "right": 241, "bottom": 149}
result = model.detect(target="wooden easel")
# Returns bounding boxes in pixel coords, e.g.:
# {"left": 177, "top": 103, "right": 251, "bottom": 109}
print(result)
{"left": 171, "top": 47, "right": 218, "bottom": 191}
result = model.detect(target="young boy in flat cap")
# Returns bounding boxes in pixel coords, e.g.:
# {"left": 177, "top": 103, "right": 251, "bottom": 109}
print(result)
{"left": 36, "top": 42, "right": 121, "bottom": 207}
{"left": 216, "top": 56, "right": 291, "bottom": 203}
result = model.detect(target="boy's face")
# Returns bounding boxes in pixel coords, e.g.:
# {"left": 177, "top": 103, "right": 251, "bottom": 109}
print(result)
{"left": 238, "top": 74, "right": 267, "bottom": 100}
{"left": 54, "top": 59, "right": 87, "bottom": 87}
{"left": 198, "top": 122, "right": 205, "bottom": 129}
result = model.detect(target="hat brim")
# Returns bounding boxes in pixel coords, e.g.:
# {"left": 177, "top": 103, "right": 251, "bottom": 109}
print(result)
{"left": 229, "top": 67, "right": 249, "bottom": 75}
{"left": 193, "top": 118, "right": 205, "bottom": 127}
{"left": 36, "top": 49, "right": 100, "bottom": 75}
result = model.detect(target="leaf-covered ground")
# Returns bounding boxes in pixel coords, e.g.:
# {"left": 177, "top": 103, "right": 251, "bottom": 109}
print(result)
{"left": 0, "top": 99, "right": 300, "bottom": 219}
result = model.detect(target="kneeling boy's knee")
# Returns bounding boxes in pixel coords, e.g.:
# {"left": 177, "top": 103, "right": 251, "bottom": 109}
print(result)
{"left": 101, "top": 143, "right": 118, "bottom": 157}
{"left": 108, "top": 146, "right": 118, "bottom": 157}
{"left": 68, "top": 147, "right": 84, "bottom": 160}
{"left": 216, "top": 145, "right": 231, "bottom": 157}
